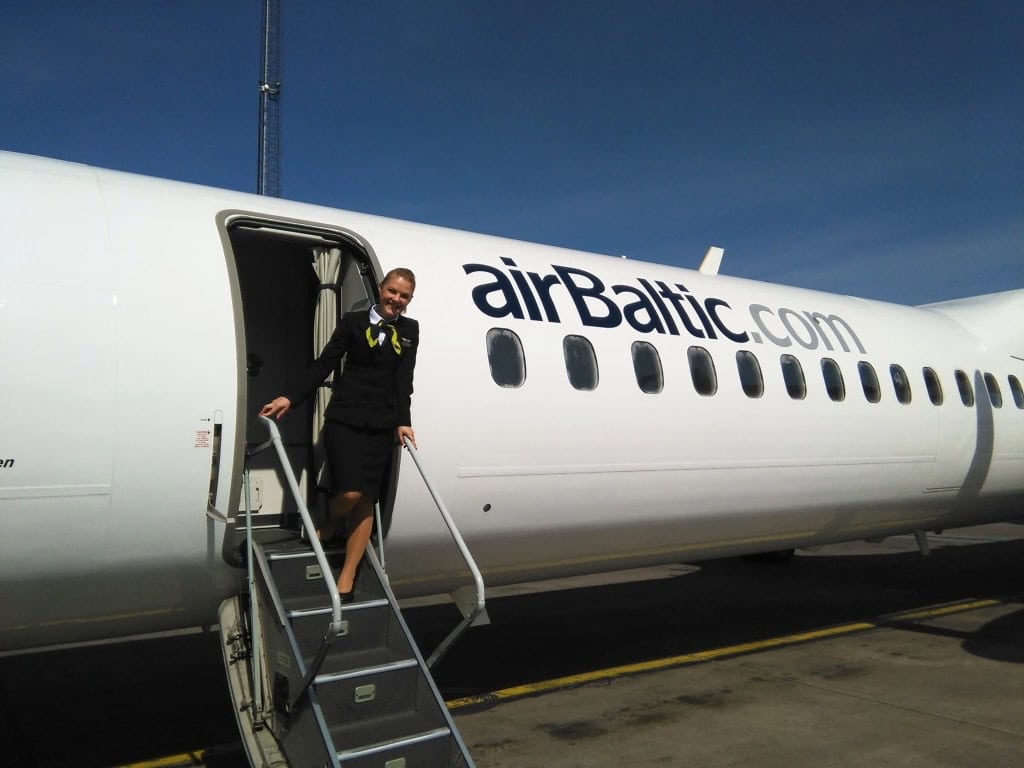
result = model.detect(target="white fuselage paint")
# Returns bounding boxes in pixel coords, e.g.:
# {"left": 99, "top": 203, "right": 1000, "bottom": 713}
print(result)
{"left": 1, "top": 151, "right": 1022, "bottom": 652}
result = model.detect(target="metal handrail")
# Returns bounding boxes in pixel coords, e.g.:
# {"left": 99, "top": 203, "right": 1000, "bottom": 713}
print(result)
{"left": 401, "top": 438, "right": 486, "bottom": 668}
{"left": 255, "top": 415, "right": 344, "bottom": 712}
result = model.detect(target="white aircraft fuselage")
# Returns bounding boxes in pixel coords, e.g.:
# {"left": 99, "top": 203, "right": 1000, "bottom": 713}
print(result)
{"left": 1, "top": 151, "right": 1022, "bottom": 653}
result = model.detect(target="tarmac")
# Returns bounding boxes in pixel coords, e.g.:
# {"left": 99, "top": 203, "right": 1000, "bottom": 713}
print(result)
{"left": 2, "top": 522, "right": 1022, "bottom": 767}
{"left": 453, "top": 597, "right": 1023, "bottom": 767}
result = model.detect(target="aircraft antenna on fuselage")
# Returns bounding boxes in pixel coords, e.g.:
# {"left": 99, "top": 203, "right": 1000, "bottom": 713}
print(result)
{"left": 699, "top": 246, "right": 724, "bottom": 275}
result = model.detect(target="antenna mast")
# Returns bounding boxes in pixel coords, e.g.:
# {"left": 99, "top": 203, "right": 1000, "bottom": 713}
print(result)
{"left": 257, "top": 0, "right": 281, "bottom": 196}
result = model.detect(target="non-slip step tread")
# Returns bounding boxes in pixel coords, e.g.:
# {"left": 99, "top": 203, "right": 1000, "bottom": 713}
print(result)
{"left": 315, "top": 645, "right": 413, "bottom": 678}
{"left": 317, "top": 657, "right": 418, "bottom": 684}
{"left": 263, "top": 543, "right": 333, "bottom": 559}
{"left": 337, "top": 726, "right": 453, "bottom": 762}
{"left": 250, "top": 533, "right": 307, "bottom": 551}
{"left": 283, "top": 591, "right": 386, "bottom": 613}
{"left": 283, "top": 592, "right": 343, "bottom": 613}
{"left": 288, "top": 598, "right": 390, "bottom": 619}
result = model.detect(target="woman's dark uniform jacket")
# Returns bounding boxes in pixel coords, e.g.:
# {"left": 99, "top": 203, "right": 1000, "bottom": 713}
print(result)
{"left": 284, "top": 310, "right": 419, "bottom": 428}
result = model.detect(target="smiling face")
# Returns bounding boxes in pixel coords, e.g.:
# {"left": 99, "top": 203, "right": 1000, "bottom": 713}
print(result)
{"left": 378, "top": 274, "right": 415, "bottom": 320}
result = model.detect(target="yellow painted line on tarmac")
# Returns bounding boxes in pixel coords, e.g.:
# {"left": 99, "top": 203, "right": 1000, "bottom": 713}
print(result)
{"left": 884, "top": 598, "right": 999, "bottom": 622}
{"left": 115, "top": 751, "right": 206, "bottom": 768}
{"left": 446, "top": 597, "right": 1005, "bottom": 712}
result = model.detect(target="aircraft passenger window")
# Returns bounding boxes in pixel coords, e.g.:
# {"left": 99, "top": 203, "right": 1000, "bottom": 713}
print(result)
{"left": 984, "top": 373, "right": 1003, "bottom": 408}
{"left": 780, "top": 354, "right": 806, "bottom": 400}
{"left": 564, "top": 335, "right": 599, "bottom": 391}
{"left": 688, "top": 346, "right": 718, "bottom": 396}
{"left": 922, "top": 367, "right": 943, "bottom": 405}
{"left": 858, "top": 361, "right": 881, "bottom": 403}
{"left": 821, "top": 358, "right": 845, "bottom": 402}
{"left": 736, "top": 350, "right": 764, "bottom": 398}
{"left": 954, "top": 369, "right": 974, "bottom": 406}
{"left": 890, "top": 364, "right": 912, "bottom": 404}
{"left": 1009, "top": 375, "right": 1024, "bottom": 409}
{"left": 631, "top": 341, "right": 663, "bottom": 394}
{"left": 486, "top": 328, "right": 526, "bottom": 388}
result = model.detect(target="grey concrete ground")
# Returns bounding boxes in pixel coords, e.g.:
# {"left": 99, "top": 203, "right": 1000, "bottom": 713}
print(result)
{"left": 454, "top": 600, "right": 1024, "bottom": 767}
{"left": 442, "top": 524, "right": 1024, "bottom": 767}
{"left": 2, "top": 523, "right": 1022, "bottom": 767}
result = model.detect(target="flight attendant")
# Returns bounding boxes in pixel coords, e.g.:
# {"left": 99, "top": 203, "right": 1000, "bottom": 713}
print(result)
{"left": 260, "top": 268, "right": 418, "bottom": 602}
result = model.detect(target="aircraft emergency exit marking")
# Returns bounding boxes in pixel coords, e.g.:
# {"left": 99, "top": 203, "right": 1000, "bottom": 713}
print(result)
{"left": 463, "top": 259, "right": 867, "bottom": 353}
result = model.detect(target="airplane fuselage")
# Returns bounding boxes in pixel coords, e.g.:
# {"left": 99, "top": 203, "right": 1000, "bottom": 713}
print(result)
{"left": 1, "top": 151, "right": 1022, "bottom": 652}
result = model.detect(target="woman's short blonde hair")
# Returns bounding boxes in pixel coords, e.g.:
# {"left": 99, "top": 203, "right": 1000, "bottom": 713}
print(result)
{"left": 382, "top": 267, "right": 416, "bottom": 290}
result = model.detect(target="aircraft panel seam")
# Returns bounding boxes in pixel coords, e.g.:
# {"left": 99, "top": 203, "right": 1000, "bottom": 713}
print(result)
{"left": 457, "top": 456, "right": 934, "bottom": 477}
{"left": 0, "top": 484, "right": 112, "bottom": 499}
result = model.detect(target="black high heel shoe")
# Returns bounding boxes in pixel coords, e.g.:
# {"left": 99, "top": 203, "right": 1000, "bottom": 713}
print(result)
{"left": 337, "top": 555, "right": 364, "bottom": 605}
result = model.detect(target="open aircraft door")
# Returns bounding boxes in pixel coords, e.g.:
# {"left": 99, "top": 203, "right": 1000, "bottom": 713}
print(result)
{"left": 220, "top": 215, "right": 406, "bottom": 559}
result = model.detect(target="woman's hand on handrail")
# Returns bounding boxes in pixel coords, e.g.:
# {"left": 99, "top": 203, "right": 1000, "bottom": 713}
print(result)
{"left": 260, "top": 396, "right": 292, "bottom": 420}
{"left": 397, "top": 425, "right": 416, "bottom": 449}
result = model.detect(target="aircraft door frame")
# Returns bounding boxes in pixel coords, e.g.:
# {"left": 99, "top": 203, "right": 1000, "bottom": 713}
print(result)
{"left": 217, "top": 212, "right": 396, "bottom": 562}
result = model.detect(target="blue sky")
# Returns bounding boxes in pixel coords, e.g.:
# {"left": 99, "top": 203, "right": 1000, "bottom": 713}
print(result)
{"left": 3, "top": 1, "right": 1021, "bottom": 304}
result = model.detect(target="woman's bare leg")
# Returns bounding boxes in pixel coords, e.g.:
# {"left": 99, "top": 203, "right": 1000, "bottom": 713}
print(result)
{"left": 337, "top": 498, "right": 374, "bottom": 594}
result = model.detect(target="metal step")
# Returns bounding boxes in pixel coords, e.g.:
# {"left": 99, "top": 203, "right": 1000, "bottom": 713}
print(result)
{"left": 314, "top": 658, "right": 425, "bottom": 727}
{"left": 263, "top": 545, "right": 382, "bottom": 604}
{"left": 288, "top": 601, "right": 411, "bottom": 664}
{"left": 231, "top": 510, "right": 297, "bottom": 532}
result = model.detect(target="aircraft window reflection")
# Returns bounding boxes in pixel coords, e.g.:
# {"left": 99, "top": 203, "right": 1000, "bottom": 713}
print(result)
{"left": 984, "top": 373, "right": 1003, "bottom": 408}
{"left": 631, "top": 341, "right": 663, "bottom": 394}
{"left": 1009, "top": 375, "right": 1024, "bottom": 409}
{"left": 563, "top": 335, "right": 598, "bottom": 391}
{"left": 821, "top": 358, "right": 845, "bottom": 402}
{"left": 780, "top": 354, "right": 806, "bottom": 400}
{"left": 890, "top": 364, "right": 912, "bottom": 404}
{"left": 954, "top": 369, "right": 974, "bottom": 406}
{"left": 736, "top": 350, "right": 764, "bottom": 398}
{"left": 858, "top": 361, "right": 881, "bottom": 403}
{"left": 688, "top": 346, "right": 718, "bottom": 396}
{"left": 486, "top": 328, "right": 526, "bottom": 388}
{"left": 923, "top": 367, "right": 943, "bottom": 405}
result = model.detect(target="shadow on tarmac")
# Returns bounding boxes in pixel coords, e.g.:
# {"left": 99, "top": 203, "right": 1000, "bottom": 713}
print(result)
{"left": 962, "top": 606, "right": 1024, "bottom": 663}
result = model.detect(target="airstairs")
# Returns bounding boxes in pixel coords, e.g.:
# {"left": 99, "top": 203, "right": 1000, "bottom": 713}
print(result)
{"left": 218, "top": 417, "right": 481, "bottom": 768}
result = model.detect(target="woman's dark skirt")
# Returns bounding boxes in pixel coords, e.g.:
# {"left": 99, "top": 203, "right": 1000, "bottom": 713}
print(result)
{"left": 322, "top": 420, "right": 394, "bottom": 499}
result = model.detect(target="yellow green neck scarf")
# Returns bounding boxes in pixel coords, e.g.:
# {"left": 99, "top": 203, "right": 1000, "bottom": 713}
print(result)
{"left": 366, "top": 320, "right": 402, "bottom": 354}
